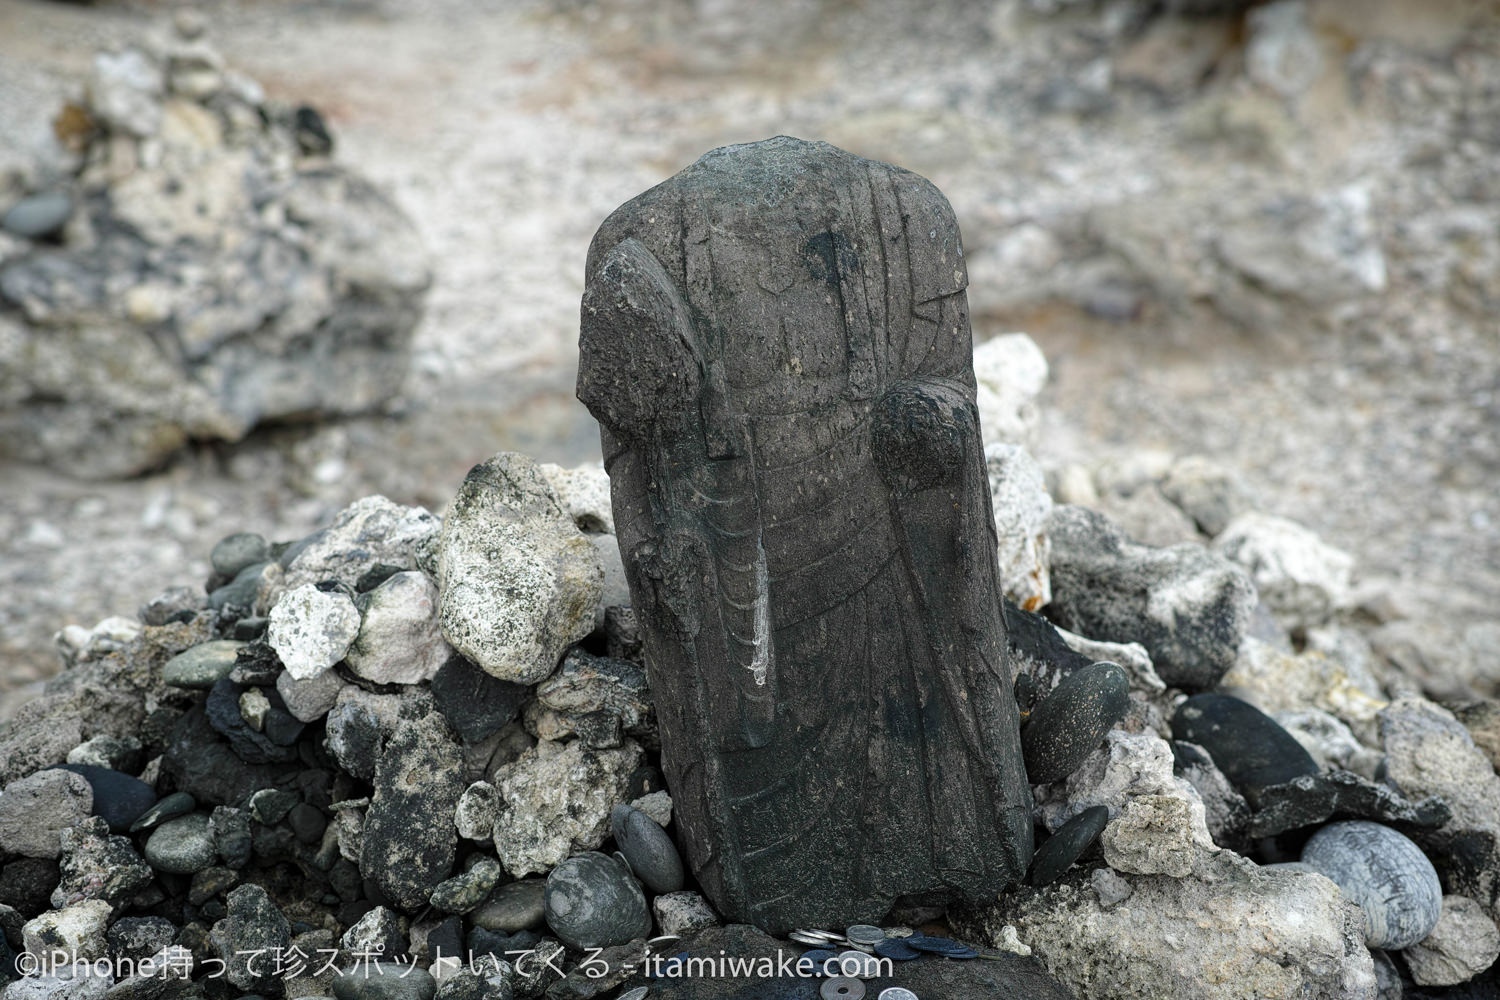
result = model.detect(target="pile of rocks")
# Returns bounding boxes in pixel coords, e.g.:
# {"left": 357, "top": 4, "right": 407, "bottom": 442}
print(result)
{"left": 0, "top": 13, "right": 430, "bottom": 478}
{"left": 0, "top": 453, "right": 703, "bottom": 1000}
{"left": 4, "top": 331, "right": 1500, "bottom": 1000}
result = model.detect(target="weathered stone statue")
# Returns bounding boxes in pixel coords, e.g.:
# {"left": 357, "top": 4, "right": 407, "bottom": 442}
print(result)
{"left": 576, "top": 137, "right": 1032, "bottom": 932}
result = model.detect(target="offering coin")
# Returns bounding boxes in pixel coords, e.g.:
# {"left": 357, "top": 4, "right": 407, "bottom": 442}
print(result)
{"left": 821, "top": 978, "right": 866, "bottom": 1000}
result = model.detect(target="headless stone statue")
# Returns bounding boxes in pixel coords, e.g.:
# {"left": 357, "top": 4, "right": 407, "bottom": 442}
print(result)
{"left": 577, "top": 137, "right": 1032, "bottom": 932}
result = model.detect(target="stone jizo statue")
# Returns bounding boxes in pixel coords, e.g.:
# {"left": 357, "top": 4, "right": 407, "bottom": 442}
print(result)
{"left": 577, "top": 136, "right": 1032, "bottom": 932}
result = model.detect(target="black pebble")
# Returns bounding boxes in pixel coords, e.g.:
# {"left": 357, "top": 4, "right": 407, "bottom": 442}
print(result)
{"left": 287, "top": 803, "right": 327, "bottom": 845}
{"left": 49, "top": 763, "right": 157, "bottom": 832}
{"left": 1171, "top": 693, "right": 1318, "bottom": 807}
{"left": 1029, "top": 805, "right": 1109, "bottom": 886}
{"left": 1021, "top": 662, "right": 1130, "bottom": 785}
{"left": 429, "top": 653, "right": 531, "bottom": 744}
{"left": 204, "top": 679, "right": 299, "bottom": 765}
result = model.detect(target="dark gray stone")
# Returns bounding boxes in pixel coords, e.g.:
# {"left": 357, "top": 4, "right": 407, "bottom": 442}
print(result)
{"left": 543, "top": 852, "right": 650, "bottom": 950}
{"left": 332, "top": 965, "right": 437, "bottom": 1000}
{"left": 129, "top": 792, "right": 196, "bottom": 833}
{"left": 1030, "top": 805, "right": 1109, "bottom": 887}
{"left": 159, "top": 703, "right": 303, "bottom": 807}
{"left": 52, "top": 816, "right": 153, "bottom": 906}
{"left": 107, "top": 916, "right": 178, "bottom": 965}
{"left": 1045, "top": 505, "right": 1256, "bottom": 690}
{"left": 1248, "top": 768, "right": 1452, "bottom": 838}
{"left": 48, "top": 764, "right": 156, "bottom": 833}
{"left": 1022, "top": 662, "right": 1130, "bottom": 785}
{"left": 361, "top": 712, "right": 466, "bottom": 910}
{"left": 287, "top": 802, "right": 327, "bottom": 845}
{"left": 610, "top": 803, "right": 683, "bottom": 894}
{"left": 143, "top": 813, "right": 217, "bottom": 875}
{"left": 575, "top": 135, "right": 1032, "bottom": 935}
{"left": 208, "top": 883, "right": 293, "bottom": 991}
{"left": 1004, "top": 599, "right": 1094, "bottom": 696}
{"left": 0, "top": 768, "right": 93, "bottom": 858}
{"left": 0, "top": 857, "right": 60, "bottom": 918}
{"left": 432, "top": 653, "right": 531, "bottom": 746}
{"left": 209, "top": 805, "right": 253, "bottom": 869}
{"left": 1171, "top": 693, "right": 1318, "bottom": 807}
{"left": 204, "top": 678, "right": 300, "bottom": 765}
{"left": 208, "top": 562, "right": 269, "bottom": 614}
{"left": 472, "top": 879, "right": 547, "bottom": 933}
{"left": 160, "top": 640, "right": 244, "bottom": 688}
{"left": 429, "top": 857, "right": 501, "bottom": 914}
{"left": 210, "top": 533, "right": 270, "bottom": 579}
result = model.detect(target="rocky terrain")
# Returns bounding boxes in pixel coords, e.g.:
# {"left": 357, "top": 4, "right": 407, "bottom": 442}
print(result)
{"left": 0, "top": 0, "right": 1496, "bottom": 721}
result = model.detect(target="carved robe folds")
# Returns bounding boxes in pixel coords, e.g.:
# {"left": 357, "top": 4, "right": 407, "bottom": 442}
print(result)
{"left": 577, "top": 137, "right": 1032, "bottom": 932}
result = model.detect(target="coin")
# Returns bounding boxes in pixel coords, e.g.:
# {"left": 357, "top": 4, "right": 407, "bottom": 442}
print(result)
{"left": 835, "top": 950, "right": 882, "bottom": 979}
{"left": 802, "top": 948, "right": 839, "bottom": 973}
{"left": 791, "top": 931, "right": 831, "bottom": 946}
{"left": 878, "top": 990, "right": 919, "bottom": 1000}
{"left": 846, "top": 924, "right": 885, "bottom": 946}
{"left": 873, "top": 938, "right": 920, "bottom": 961}
{"left": 618, "top": 990, "right": 649, "bottom": 1000}
{"left": 821, "top": 977, "right": 866, "bottom": 1000}
{"left": 904, "top": 934, "right": 968, "bottom": 956}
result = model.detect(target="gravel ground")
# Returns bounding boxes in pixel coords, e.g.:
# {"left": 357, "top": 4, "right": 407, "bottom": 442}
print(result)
{"left": 1, "top": 0, "right": 1496, "bottom": 715}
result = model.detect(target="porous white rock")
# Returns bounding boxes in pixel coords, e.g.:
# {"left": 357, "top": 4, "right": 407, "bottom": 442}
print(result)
{"left": 1220, "top": 637, "right": 1387, "bottom": 744}
{"left": 953, "top": 850, "right": 1375, "bottom": 1000}
{"left": 1035, "top": 728, "right": 1214, "bottom": 860}
{"left": 1273, "top": 708, "right": 1382, "bottom": 780}
{"left": 1100, "top": 793, "right": 1209, "bottom": 878}
{"left": 1405, "top": 895, "right": 1500, "bottom": 987}
{"left": 652, "top": 891, "right": 719, "bottom": 938}
{"left": 275, "top": 667, "right": 346, "bottom": 723}
{"left": 267, "top": 583, "right": 360, "bottom": 680}
{"left": 1159, "top": 455, "right": 1255, "bottom": 538}
{"left": 23, "top": 900, "right": 113, "bottom": 965}
{"left": 973, "top": 332, "right": 1048, "bottom": 449}
{"left": 437, "top": 453, "right": 603, "bottom": 684}
{"left": 1213, "top": 512, "right": 1353, "bottom": 630}
{"left": 261, "top": 496, "right": 441, "bottom": 607}
{"left": 490, "top": 738, "right": 642, "bottom": 877}
{"left": 985, "top": 442, "right": 1052, "bottom": 612}
{"left": 346, "top": 570, "right": 452, "bottom": 685}
{"left": 455, "top": 781, "right": 499, "bottom": 841}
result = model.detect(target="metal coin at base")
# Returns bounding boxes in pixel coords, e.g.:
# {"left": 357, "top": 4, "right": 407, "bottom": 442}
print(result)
{"left": 905, "top": 935, "right": 969, "bottom": 956}
{"left": 846, "top": 924, "right": 885, "bottom": 947}
{"left": 618, "top": 990, "right": 649, "bottom": 1000}
{"left": 878, "top": 990, "right": 919, "bottom": 1000}
{"left": 835, "top": 951, "right": 882, "bottom": 979}
{"left": 791, "top": 931, "right": 832, "bottom": 946}
{"left": 802, "top": 949, "right": 839, "bottom": 973}
{"left": 821, "top": 978, "right": 866, "bottom": 1000}
{"left": 873, "top": 938, "right": 920, "bottom": 961}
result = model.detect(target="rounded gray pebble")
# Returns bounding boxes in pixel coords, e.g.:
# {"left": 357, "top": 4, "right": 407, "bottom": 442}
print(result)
{"left": 162, "top": 641, "right": 245, "bottom": 689}
{"left": 211, "top": 532, "right": 271, "bottom": 578}
{"left": 1022, "top": 662, "right": 1130, "bottom": 785}
{"left": 611, "top": 802, "right": 684, "bottom": 893}
{"left": 544, "top": 851, "right": 651, "bottom": 950}
{"left": 472, "top": 877, "right": 547, "bottom": 932}
{"left": 144, "top": 813, "right": 218, "bottom": 874}
{"left": 1300, "top": 820, "right": 1442, "bottom": 950}
{"left": 331, "top": 964, "right": 436, "bottom": 1000}
{"left": 130, "top": 791, "right": 197, "bottom": 833}
{"left": 2, "top": 191, "right": 72, "bottom": 238}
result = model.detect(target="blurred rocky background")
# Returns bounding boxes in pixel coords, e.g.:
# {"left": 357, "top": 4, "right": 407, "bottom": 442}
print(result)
{"left": 1, "top": 0, "right": 1496, "bottom": 718}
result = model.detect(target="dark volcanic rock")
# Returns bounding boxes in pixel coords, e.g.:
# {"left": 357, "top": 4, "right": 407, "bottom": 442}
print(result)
{"left": 543, "top": 852, "right": 651, "bottom": 950}
{"left": 49, "top": 763, "right": 156, "bottom": 833}
{"left": 209, "top": 883, "right": 293, "bottom": 992}
{"left": 430, "top": 653, "right": 530, "bottom": 744}
{"left": 210, "top": 805, "right": 253, "bottom": 869}
{"left": 205, "top": 678, "right": 300, "bottom": 765}
{"left": 1030, "top": 806, "right": 1109, "bottom": 887}
{"left": 1004, "top": 598, "right": 1094, "bottom": 695}
{"left": 332, "top": 964, "right": 437, "bottom": 1000}
{"left": 1171, "top": 693, "right": 1318, "bottom": 806}
{"left": 159, "top": 702, "right": 302, "bottom": 806}
{"left": 1022, "top": 662, "right": 1130, "bottom": 785}
{"left": 1248, "top": 768, "right": 1452, "bottom": 838}
{"left": 52, "top": 816, "right": 153, "bottom": 906}
{"left": 1046, "top": 504, "right": 1256, "bottom": 690}
{"left": 361, "top": 712, "right": 466, "bottom": 910}
{"left": 0, "top": 857, "right": 60, "bottom": 918}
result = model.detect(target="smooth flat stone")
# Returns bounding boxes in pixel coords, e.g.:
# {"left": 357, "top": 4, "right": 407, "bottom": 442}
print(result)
{"left": 144, "top": 813, "right": 217, "bottom": 874}
{"left": 1029, "top": 805, "right": 1109, "bottom": 886}
{"left": 612, "top": 802, "right": 684, "bottom": 894}
{"left": 129, "top": 791, "right": 196, "bottom": 833}
{"left": 544, "top": 852, "right": 651, "bottom": 950}
{"left": 1171, "top": 693, "right": 1318, "bottom": 806}
{"left": 162, "top": 640, "right": 245, "bottom": 689}
{"left": 1022, "top": 662, "right": 1130, "bottom": 784}
{"left": 49, "top": 764, "right": 156, "bottom": 833}
{"left": 1300, "top": 820, "right": 1442, "bottom": 950}
{"left": 2, "top": 191, "right": 72, "bottom": 238}
{"left": 872, "top": 939, "right": 920, "bottom": 961}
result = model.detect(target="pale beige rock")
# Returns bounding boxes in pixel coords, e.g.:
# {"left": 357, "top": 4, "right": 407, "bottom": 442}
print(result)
{"left": 1405, "top": 895, "right": 1500, "bottom": 987}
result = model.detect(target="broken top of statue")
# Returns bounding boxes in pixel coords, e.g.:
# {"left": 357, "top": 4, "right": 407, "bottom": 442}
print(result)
{"left": 577, "top": 136, "right": 1032, "bottom": 933}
